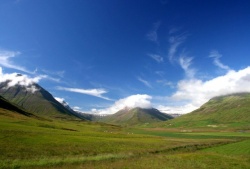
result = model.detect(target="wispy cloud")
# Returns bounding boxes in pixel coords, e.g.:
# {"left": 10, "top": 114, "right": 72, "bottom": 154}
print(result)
{"left": 155, "top": 71, "right": 165, "bottom": 77}
{"left": 0, "top": 49, "right": 63, "bottom": 83}
{"left": 168, "top": 33, "right": 187, "bottom": 62}
{"left": 157, "top": 79, "right": 175, "bottom": 88}
{"left": 42, "top": 69, "right": 65, "bottom": 78}
{"left": 138, "top": 77, "right": 152, "bottom": 88}
{"left": 0, "top": 50, "right": 33, "bottom": 74}
{"left": 56, "top": 86, "right": 112, "bottom": 101}
{"left": 169, "top": 26, "right": 181, "bottom": 35}
{"left": 179, "top": 55, "right": 196, "bottom": 78}
{"left": 209, "top": 50, "right": 231, "bottom": 71}
{"left": 148, "top": 54, "right": 164, "bottom": 63}
{"left": 146, "top": 21, "right": 161, "bottom": 44}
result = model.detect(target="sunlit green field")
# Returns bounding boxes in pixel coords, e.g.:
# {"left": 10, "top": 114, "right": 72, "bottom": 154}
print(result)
{"left": 0, "top": 112, "right": 249, "bottom": 169}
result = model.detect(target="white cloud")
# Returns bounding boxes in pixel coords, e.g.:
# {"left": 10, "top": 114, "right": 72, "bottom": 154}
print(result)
{"left": 54, "top": 97, "right": 72, "bottom": 108}
{"left": 0, "top": 67, "right": 44, "bottom": 93}
{"left": 148, "top": 54, "right": 164, "bottom": 63}
{"left": 209, "top": 50, "right": 231, "bottom": 71}
{"left": 179, "top": 56, "right": 196, "bottom": 78}
{"left": 73, "top": 106, "right": 81, "bottom": 111}
{"left": 169, "top": 66, "right": 250, "bottom": 113}
{"left": 92, "top": 94, "right": 152, "bottom": 114}
{"left": 42, "top": 69, "right": 65, "bottom": 78}
{"left": 56, "top": 86, "right": 112, "bottom": 101}
{"left": 55, "top": 97, "right": 83, "bottom": 112}
{"left": 146, "top": 21, "right": 161, "bottom": 44}
{"left": 138, "top": 77, "right": 152, "bottom": 88}
{"left": 0, "top": 50, "right": 33, "bottom": 74}
{"left": 168, "top": 33, "right": 187, "bottom": 62}
{"left": 54, "top": 97, "right": 66, "bottom": 104}
{"left": 157, "top": 104, "right": 197, "bottom": 115}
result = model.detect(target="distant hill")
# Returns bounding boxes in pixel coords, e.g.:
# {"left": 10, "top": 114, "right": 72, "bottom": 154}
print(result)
{"left": 99, "top": 107, "right": 173, "bottom": 126}
{"left": 165, "top": 93, "right": 250, "bottom": 129}
{"left": 0, "top": 81, "right": 84, "bottom": 120}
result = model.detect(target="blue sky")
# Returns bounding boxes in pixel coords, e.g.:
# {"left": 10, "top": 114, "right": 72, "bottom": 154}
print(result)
{"left": 1, "top": 0, "right": 250, "bottom": 114}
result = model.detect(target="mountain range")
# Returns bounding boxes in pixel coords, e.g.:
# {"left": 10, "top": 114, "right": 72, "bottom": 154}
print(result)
{"left": 1, "top": 76, "right": 250, "bottom": 129}
{"left": 0, "top": 76, "right": 174, "bottom": 124}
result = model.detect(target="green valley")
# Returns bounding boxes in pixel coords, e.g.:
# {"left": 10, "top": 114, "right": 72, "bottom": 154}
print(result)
{"left": 0, "top": 82, "right": 250, "bottom": 168}
{"left": 0, "top": 108, "right": 249, "bottom": 168}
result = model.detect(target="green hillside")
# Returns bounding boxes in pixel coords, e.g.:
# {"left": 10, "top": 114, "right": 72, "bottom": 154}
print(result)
{"left": 164, "top": 93, "right": 250, "bottom": 129}
{"left": 0, "top": 82, "right": 84, "bottom": 120}
{"left": 0, "top": 96, "right": 37, "bottom": 118}
{"left": 99, "top": 107, "right": 173, "bottom": 126}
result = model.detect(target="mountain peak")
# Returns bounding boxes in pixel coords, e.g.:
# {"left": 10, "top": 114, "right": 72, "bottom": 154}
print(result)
{"left": 99, "top": 107, "right": 173, "bottom": 126}
{"left": 0, "top": 73, "right": 40, "bottom": 93}
{"left": 0, "top": 81, "right": 84, "bottom": 120}
{"left": 16, "top": 73, "right": 23, "bottom": 77}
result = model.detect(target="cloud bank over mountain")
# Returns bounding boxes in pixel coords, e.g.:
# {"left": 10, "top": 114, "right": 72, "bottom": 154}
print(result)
{"left": 157, "top": 66, "right": 250, "bottom": 114}
{"left": 92, "top": 94, "right": 152, "bottom": 114}
{"left": 0, "top": 67, "right": 42, "bottom": 92}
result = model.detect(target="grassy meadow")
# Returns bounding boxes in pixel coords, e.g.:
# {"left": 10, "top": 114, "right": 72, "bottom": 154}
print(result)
{"left": 0, "top": 111, "right": 250, "bottom": 168}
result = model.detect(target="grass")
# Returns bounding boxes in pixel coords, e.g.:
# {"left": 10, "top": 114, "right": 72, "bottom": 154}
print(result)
{"left": 0, "top": 153, "right": 131, "bottom": 168}
{"left": 0, "top": 111, "right": 250, "bottom": 169}
{"left": 202, "top": 139, "right": 250, "bottom": 155}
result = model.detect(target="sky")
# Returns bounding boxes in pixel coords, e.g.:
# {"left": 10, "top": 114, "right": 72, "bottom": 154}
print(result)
{"left": 0, "top": 0, "right": 250, "bottom": 114}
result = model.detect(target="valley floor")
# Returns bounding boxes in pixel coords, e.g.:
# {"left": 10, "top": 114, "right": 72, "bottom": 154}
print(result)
{"left": 0, "top": 113, "right": 250, "bottom": 169}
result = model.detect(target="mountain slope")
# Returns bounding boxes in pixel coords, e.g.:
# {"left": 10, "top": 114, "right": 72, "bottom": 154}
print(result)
{"left": 165, "top": 93, "right": 250, "bottom": 129}
{"left": 0, "top": 81, "right": 84, "bottom": 120}
{"left": 0, "top": 95, "right": 37, "bottom": 118}
{"left": 99, "top": 107, "right": 173, "bottom": 126}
